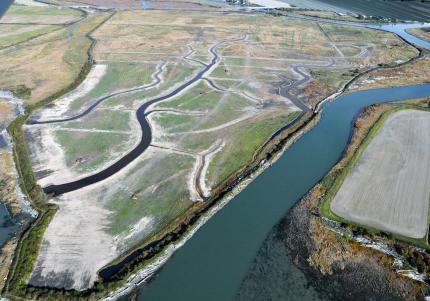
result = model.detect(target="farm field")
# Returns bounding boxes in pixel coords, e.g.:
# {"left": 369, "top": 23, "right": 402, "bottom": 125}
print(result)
{"left": 0, "top": 3, "right": 423, "bottom": 298}
{"left": 330, "top": 109, "right": 430, "bottom": 239}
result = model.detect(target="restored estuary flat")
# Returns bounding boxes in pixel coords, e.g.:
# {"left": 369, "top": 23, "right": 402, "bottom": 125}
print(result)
{"left": 1, "top": 0, "right": 430, "bottom": 300}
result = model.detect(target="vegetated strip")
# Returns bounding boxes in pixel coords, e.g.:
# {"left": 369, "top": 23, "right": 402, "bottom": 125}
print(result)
{"left": 2, "top": 11, "right": 115, "bottom": 299}
{"left": 319, "top": 100, "right": 430, "bottom": 249}
{"left": 0, "top": 7, "right": 86, "bottom": 51}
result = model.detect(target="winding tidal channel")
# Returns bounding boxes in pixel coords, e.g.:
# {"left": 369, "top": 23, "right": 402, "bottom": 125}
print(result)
{"left": 132, "top": 22, "right": 430, "bottom": 301}
{"left": 40, "top": 38, "right": 241, "bottom": 196}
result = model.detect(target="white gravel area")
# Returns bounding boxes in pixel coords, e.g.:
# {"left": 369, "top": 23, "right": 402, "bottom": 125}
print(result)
{"left": 34, "top": 64, "right": 107, "bottom": 121}
{"left": 248, "top": 0, "right": 291, "bottom": 8}
{"left": 28, "top": 193, "right": 117, "bottom": 290}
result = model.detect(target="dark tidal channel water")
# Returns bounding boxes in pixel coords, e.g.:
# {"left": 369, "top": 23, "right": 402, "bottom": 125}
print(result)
{"left": 136, "top": 84, "right": 430, "bottom": 301}
{"left": 0, "top": 0, "right": 13, "bottom": 18}
{"left": 0, "top": 203, "right": 20, "bottom": 248}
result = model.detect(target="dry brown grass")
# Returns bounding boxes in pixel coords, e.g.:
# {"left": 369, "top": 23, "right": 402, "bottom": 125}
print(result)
{"left": 0, "top": 12, "right": 110, "bottom": 104}
{"left": 350, "top": 53, "right": 430, "bottom": 92}
{"left": 407, "top": 28, "right": 430, "bottom": 43}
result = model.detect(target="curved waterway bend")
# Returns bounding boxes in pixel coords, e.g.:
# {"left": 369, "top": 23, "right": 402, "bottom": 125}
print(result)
{"left": 43, "top": 38, "right": 240, "bottom": 196}
{"left": 136, "top": 83, "right": 430, "bottom": 301}
{"left": 282, "top": 12, "right": 430, "bottom": 50}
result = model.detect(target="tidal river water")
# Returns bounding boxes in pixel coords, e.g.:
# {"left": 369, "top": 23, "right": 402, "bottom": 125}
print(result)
{"left": 134, "top": 19, "right": 430, "bottom": 301}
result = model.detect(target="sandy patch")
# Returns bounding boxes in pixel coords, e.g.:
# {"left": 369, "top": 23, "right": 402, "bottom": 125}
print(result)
{"left": 120, "top": 216, "right": 154, "bottom": 243}
{"left": 28, "top": 193, "right": 117, "bottom": 290}
{"left": 29, "top": 147, "right": 160, "bottom": 290}
{"left": 24, "top": 125, "right": 77, "bottom": 187}
{"left": 34, "top": 64, "right": 107, "bottom": 121}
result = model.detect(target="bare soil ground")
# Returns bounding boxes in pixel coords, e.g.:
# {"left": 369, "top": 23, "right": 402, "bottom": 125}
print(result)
{"left": 331, "top": 109, "right": 430, "bottom": 239}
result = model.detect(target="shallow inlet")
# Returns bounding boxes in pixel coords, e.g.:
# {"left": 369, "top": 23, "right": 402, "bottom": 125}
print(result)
{"left": 0, "top": 203, "right": 20, "bottom": 248}
{"left": 136, "top": 84, "right": 430, "bottom": 301}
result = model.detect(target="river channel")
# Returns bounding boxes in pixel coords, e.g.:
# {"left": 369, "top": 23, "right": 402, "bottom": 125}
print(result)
{"left": 134, "top": 18, "right": 430, "bottom": 301}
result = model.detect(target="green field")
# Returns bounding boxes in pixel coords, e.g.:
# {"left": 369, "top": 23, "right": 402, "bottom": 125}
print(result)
{"left": 63, "top": 109, "right": 131, "bottom": 131}
{"left": 206, "top": 111, "right": 301, "bottom": 186}
{"left": 0, "top": 25, "right": 62, "bottom": 48}
{"left": 6, "top": 5, "right": 82, "bottom": 16}
{"left": 55, "top": 129, "right": 132, "bottom": 173}
{"left": 105, "top": 153, "right": 194, "bottom": 250}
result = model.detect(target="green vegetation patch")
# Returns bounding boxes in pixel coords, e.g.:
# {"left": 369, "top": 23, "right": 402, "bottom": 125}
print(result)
{"left": 180, "top": 131, "right": 218, "bottom": 152}
{"left": 155, "top": 92, "right": 252, "bottom": 134}
{"left": 89, "top": 62, "right": 155, "bottom": 97}
{"left": 157, "top": 81, "right": 222, "bottom": 111}
{"left": 207, "top": 111, "right": 301, "bottom": 186}
{"left": 85, "top": 63, "right": 198, "bottom": 111}
{"left": 310, "top": 68, "right": 354, "bottom": 88}
{"left": 106, "top": 153, "right": 194, "bottom": 237}
{"left": 64, "top": 109, "right": 131, "bottom": 131}
{"left": 337, "top": 45, "right": 362, "bottom": 57}
{"left": 198, "top": 93, "right": 252, "bottom": 130}
{"left": 210, "top": 78, "right": 241, "bottom": 90}
{"left": 0, "top": 25, "right": 61, "bottom": 48}
{"left": 153, "top": 113, "right": 197, "bottom": 133}
{"left": 69, "top": 62, "right": 156, "bottom": 112}
{"left": 6, "top": 5, "right": 82, "bottom": 16}
{"left": 55, "top": 129, "right": 131, "bottom": 173}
